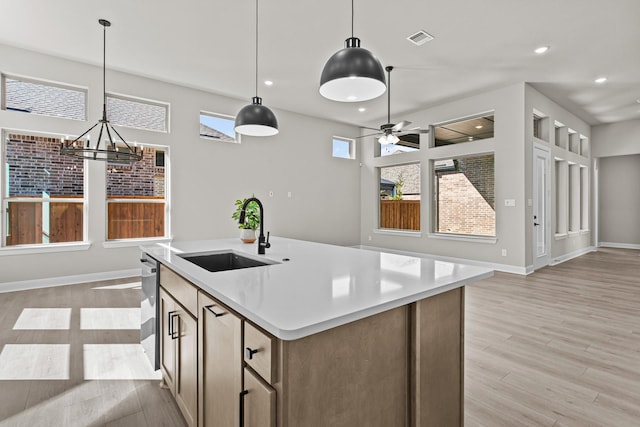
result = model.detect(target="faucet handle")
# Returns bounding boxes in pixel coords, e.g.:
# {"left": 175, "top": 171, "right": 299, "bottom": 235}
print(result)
{"left": 264, "top": 231, "right": 271, "bottom": 249}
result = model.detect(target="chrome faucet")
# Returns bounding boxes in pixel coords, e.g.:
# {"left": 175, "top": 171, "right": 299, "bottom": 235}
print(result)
{"left": 239, "top": 197, "right": 271, "bottom": 255}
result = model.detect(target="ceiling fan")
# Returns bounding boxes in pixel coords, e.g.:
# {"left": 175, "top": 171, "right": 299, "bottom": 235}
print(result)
{"left": 357, "top": 65, "right": 429, "bottom": 145}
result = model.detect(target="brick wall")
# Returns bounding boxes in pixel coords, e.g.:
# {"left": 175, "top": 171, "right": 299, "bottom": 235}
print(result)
{"left": 380, "top": 163, "right": 421, "bottom": 199}
{"left": 437, "top": 154, "right": 495, "bottom": 236}
{"left": 107, "top": 147, "right": 165, "bottom": 197}
{"left": 7, "top": 133, "right": 84, "bottom": 197}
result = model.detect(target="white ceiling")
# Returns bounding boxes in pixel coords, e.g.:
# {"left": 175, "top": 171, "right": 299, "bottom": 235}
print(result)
{"left": 1, "top": 0, "right": 639, "bottom": 128}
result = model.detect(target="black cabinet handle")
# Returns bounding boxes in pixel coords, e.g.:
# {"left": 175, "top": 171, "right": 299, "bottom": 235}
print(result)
{"left": 167, "top": 310, "right": 177, "bottom": 336}
{"left": 205, "top": 305, "right": 224, "bottom": 317}
{"left": 239, "top": 390, "right": 248, "bottom": 427}
{"left": 245, "top": 347, "right": 259, "bottom": 360}
{"left": 169, "top": 312, "right": 179, "bottom": 340}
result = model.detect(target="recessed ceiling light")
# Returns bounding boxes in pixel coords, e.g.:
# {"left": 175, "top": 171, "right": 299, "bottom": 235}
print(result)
{"left": 475, "top": 125, "right": 483, "bottom": 129}
{"left": 534, "top": 46, "right": 549, "bottom": 54}
{"left": 358, "top": 107, "right": 366, "bottom": 112}
{"left": 264, "top": 80, "right": 274, "bottom": 86}
{"left": 636, "top": 98, "right": 640, "bottom": 104}
{"left": 594, "top": 77, "right": 607, "bottom": 84}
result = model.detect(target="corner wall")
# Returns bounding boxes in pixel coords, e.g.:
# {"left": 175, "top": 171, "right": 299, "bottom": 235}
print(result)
{"left": 0, "top": 44, "right": 362, "bottom": 285}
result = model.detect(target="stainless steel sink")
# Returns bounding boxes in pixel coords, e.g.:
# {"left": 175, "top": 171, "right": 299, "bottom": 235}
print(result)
{"left": 178, "top": 250, "right": 275, "bottom": 272}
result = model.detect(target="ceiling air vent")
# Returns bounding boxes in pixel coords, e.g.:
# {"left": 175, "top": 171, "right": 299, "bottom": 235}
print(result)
{"left": 407, "top": 30, "right": 434, "bottom": 46}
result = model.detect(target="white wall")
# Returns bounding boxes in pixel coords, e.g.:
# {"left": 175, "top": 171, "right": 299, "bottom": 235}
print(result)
{"left": 592, "top": 119, "right": 640, "bottom": 158}
{"left": 359, "top": 83, "right": 528, "bottom": 270}
{"left": 0, "top": 44, "right": 362, "bottom": 285}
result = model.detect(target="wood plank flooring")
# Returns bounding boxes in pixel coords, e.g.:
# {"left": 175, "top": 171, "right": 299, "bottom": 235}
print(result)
{"left": 0, "top": 247, "right": 638, "bottom": 426}
{"left": 465, "top": 247, "right": 640, "bottom": 426}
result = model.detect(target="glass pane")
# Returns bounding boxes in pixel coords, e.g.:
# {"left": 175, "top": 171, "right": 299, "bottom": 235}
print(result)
{"left": 435, "top": 154, "right": 495, "bottom": 236}
{"left": 379, "top": 164, "right": 421, "bottom": 231}
{"left": 107, "top": 147, "right": 165, "bottom": 198}
{"left": 107, "top": 202, "right": 165, "bottom": 239}
{"left": 380, "top": 133, "right": 420, "bottom": 157}
{"left": 3, "top": 77, "right": 86, "bottom": 120}
{"left": 332, "top": 137, "right": 352, "bottom": 159}
{"left": 199, "top": 113, "right": 237, "bottom": 142}
{"left": 5, "top": 201, "right": 83, "bottom": 245}
{"left": 6, "top": 133, "right": 84, "bottom": 197}
{"left": 107, "top": 96, "right": 167, "bottom": 132}
{"left": 434, "top": 114, "right": 494, "bottom": 146}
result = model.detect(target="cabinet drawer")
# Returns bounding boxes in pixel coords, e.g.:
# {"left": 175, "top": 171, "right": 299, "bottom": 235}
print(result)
{"left": 160, "top": 264, "right": 198, "bottom": 317}
{"left": 244, "top": 322, "right": 276, "bottom": 384}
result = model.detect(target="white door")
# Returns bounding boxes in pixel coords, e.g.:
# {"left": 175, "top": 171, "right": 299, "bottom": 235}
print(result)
{"left": 533, "top": 145, "right": 550, "bottom": 270}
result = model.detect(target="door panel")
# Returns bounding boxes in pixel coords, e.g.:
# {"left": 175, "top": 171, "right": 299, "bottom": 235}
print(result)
{"left": 160, "top": 288, "right": 176, "bottom": 390}
{"left": 176, "top": 309, "right": 198, "bottom": 427}
{"left": 533, "top": 145, "right": 550, "bottom": 269}
{"left": 243, "top": 367, "right": 276, "bottom": 427}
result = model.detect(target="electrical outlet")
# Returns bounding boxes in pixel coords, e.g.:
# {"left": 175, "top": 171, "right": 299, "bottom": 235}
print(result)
{"left": 504, "top": 199, "right": 516, "bottom": 207}
{"left": 288, "top": 191, "right": 292, "bottom": 198}
{"left": 368, "top": 235, "right": 372, "bottom": 241}
{"left": 501, "top": 249, "right": 507, "bottom": 257}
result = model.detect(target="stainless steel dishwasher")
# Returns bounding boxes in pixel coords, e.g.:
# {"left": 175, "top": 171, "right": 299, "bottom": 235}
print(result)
{"left": 140, "top": 254, "right": 160, "bottom": 370}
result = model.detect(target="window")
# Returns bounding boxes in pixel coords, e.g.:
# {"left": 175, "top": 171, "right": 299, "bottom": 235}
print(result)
{"left": 106, "top": 145, "right": 167, "bottom": 240}
{"left": 380, "top": 133, "right": 420, "bottom": 157}
{"left": 2, "top": 132, "right": 85, "bottom": 246}
{"left": 106, "top": 94, "right": 168, "bottom": 132}
{"left": 568, "top": 163, "right": 580, "bottom": 232}
{"left": 533, "top": 109, "right": 549, "bottom": 141}
{"left": 434, "top": 154, "right": 495, "bottom": 237}
{"left": 554, "top": 121, "right": 567, "bottom": 149}
{"left": 580, "top": 166, "right": 589, "bottom": 230}
{"left": 1, "top": 74, "right": 86, "bottom": 121}
{"left": 332, "top": 136, "right": 355, "bottom": 159}
{"left": 433, "top": 113, "right": 494, "bottom": 147}
{"left": 379, "top": 163, "right": 421, "bottom": 231}
{"left": 555, "top": 159, "right": 568, "bottom": 235}
{"left": 200, "top": 112, "right": 239, "bottom": 143}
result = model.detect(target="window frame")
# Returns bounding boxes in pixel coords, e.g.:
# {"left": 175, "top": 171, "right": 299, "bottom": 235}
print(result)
{"left": 104, "top": 143, "right": 170, "bottom": 243}
{"left": 199, "top": 111, "right": 241, "bottom": 144}
{"left": 332, "top": 136, "right": 356, "bottom": 159}
{"left": 0, "top": 129, "right": 89, "bottom": 250}
{"left": 377, "top": 161, "right": 422, "bottom": 233}
{"left": 431, "top": 111, "right": 495, "bottom": 147}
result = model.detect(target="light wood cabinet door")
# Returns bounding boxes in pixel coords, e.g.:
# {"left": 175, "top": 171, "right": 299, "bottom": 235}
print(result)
{"left": 198, "top": 291, "right": 242, "bottom": 427}
{"left": 160, "top": 287, "right": 177, "bottom": 391}
{"left": 175, "top": 308, "right": 198, "bottom": 427}
{"left": 242, "top": 367, "right": 275, "bottom": 427}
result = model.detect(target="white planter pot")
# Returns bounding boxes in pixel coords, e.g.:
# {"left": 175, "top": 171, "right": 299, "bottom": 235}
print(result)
{"left": 240, "top": 229, "right": 257, "bottom": 243}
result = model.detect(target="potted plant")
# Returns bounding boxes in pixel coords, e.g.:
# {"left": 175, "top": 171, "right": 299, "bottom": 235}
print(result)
{"left": 232, "top": 196, "right": 260, "bottom": 243}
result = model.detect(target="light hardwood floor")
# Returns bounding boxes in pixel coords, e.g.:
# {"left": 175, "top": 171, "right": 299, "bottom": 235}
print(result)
{"left": 0, "top": 248, "right": 638, "bottom": 426}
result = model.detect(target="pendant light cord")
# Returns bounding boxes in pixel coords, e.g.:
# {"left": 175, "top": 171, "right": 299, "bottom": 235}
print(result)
{"left": 351, "top": 0, "right": 354, "bottom": 38}
{"left": 255, "top": 0, "right": 259, "bottom": 98}
{"left": 102, "top": 23, "right": 107, "bottom": 120}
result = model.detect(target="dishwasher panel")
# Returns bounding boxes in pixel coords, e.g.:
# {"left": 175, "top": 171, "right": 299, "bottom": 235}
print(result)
{"left": 141, "top": 254, "right": 159, "bottom": 370}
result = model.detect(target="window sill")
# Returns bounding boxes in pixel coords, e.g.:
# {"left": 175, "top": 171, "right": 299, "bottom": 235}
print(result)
{"left": 555, "top": 233, "right": 568, "bottom": 240}
{"left": 0, "top": 242, "right": 91, "bottom": 256}
{"left": 103, "top": 237, "right": 172, "bottom": 249}
{"left": 568, "top": 231, "right": 580, "bottom": 237}
{"left": 427, "top": 233, "right": 497, "bottom": 244}
{"left": 580, "top": 229, "right": 590, "bottom": 235}
{"left": 373, "top": 229, "right": 422, "bottom": 238}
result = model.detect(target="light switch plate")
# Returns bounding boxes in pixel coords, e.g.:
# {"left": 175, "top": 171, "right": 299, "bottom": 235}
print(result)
{"left": 504, "top": 199, "right": 516, "bottom": 207}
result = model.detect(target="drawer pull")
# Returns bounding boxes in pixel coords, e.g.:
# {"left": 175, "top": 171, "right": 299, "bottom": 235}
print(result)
{"left": 205, "top": 305, "right": 224, "bottom": 317}
{"left": 170, "top": 313, "right": 179, "bottom": 340}
{"left": 239, "top": 390, "right": 249, "bottom": 427}
{"left": 245, "top": 347, "right": 259, "bottom": 360}
{"left": 167, "top": 310, "right": 177, "bottom": 336}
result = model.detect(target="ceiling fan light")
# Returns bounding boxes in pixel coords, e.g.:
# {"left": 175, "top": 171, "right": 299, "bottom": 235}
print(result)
{"left": 387, "top": 134, "right": 399, "bottom": 144}
{"left": 320, "top": 37, "right": 386, "bottom": 102}
{"left": 235, "top": 96, "right": 279, "bottom": 136}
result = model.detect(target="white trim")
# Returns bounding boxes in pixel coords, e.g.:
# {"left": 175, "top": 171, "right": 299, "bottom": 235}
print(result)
{"left": 103, "top": 237, "right": 172, "bottom": 248}
{"left": 550, "top": 246, "right": 596, "bottom": 266}
{"left": 599, "top": 242, "right": 640, "bottom": 250}
{"left": 357, "top": 245, "right": 528, "bottom": 275}
{"left": 0, "top": 242, "right": 91, "bottom": 256}
{"left": 0, "top": 268, "right": 140, "bottom": 294}
{"left": 427, "top": 233, "right": 497, "bottom": 244}
{"left": 373, "top": 229, "right": 422, "bottom": 238}
{"left": 554, "top": 233, "right": 568, "bottom": 240}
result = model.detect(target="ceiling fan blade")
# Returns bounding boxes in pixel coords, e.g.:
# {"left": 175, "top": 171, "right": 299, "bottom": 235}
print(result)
{"left": 361, "top": 126, "right": 380, "bottom": 131}
{"left": 355, "top": 132, "right": 382, "bottom": 139}
{"left": 392, "top": 120, "right": 412, "bottom": 132}
{"left": 395, "top": 128, "right": 430, "bottom": 135}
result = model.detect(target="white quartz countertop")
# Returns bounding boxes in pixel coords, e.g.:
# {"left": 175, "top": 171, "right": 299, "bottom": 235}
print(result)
{"left": 142, "top": 237, "right": 493, "bottom": 340}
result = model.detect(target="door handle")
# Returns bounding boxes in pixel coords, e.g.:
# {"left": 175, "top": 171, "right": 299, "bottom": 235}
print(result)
{"left": 534, "top": 222, "right": 540, "bottom": 226}
{"left": 167, "top": 310, "right": 177, "bottom": 336}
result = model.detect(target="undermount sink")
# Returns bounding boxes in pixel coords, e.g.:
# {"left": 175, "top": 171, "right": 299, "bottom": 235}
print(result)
{"left": 179, "top": 250, "right": 276, "bottom": 273}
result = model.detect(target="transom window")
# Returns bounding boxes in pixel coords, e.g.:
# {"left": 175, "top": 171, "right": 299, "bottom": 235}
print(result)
{"left": 433, "top": 113, "right": 494, "bottom": 146}
{"left": 1, "top": 74, "right": 86, "bottom": 121}
{"left": 332, "top": 136, "right": 355, "bottom": 159}
{"left": 106, "top": 94, "right": 168, "bottom": 132}
{"left": 200, "top": 112, "right": 239, "bottom": 143}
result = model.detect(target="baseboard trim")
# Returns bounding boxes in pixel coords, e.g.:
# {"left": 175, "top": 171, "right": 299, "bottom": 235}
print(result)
{"left": 356, "top": 245, "right": 529, "bottom": 275}
{"left": 550, "top": 246, "right": 597, "bottom": 266}
{"left": 599, "top": 242, "right": 640, "bottom": 250}
{"left": 0, "top": 268, "right": 140, "bottom": 294}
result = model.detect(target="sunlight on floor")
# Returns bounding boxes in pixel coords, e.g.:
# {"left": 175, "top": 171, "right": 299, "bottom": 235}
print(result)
{"left": 91, "top": 282, "right": 142, "bottom": 290}
{"left": 84, "top": 344, "right": 161, "bottom": 380}
{"left": 80, "top": 308, "right": 140, "bottom": 330}
{"left": 13, "top": 308, "right": 72, "bottom": 330}
{"left": 0, "top": 344, "right": 70, "bottom": 380}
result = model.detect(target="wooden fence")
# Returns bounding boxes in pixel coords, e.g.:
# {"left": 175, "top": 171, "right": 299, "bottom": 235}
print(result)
{"left": 380, "top": 200, "right": 421, "bottom": 231}
{"left": 5, "top": 196, "right": 163, "bottom": 245}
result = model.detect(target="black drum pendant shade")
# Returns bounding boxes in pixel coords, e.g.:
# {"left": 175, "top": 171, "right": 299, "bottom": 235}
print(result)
{"left": 320, "top": 37, "right": 386, "bottom": 102}
{"left": 319, "top": 0, "right": 386, "bottom": 102}
{"left": 235, "top": 96, "right": 278, "bottom": 137}
{"left": 234, "top": 0, "right": 279, "bottom": 137}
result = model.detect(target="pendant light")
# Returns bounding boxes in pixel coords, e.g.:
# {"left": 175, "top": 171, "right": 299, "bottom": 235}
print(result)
{"left": 234, "top": 0, "right": 279, "bottom": 136}
{"left": 319, "top": 0, "right": 386, "bottom": 102}
{"left": 60, "top": 19, "right": 142, "bottom": 163}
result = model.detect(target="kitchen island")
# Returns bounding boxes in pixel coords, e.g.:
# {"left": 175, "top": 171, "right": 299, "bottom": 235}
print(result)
{"left": 142, "top": 237, "right": 493, "bottom": 427}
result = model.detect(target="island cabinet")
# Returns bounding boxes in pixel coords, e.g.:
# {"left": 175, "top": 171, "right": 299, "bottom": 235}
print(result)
{"left": 160, "top": 263, "right": 466, "bottom": 427}
{"left": 159, "top": 265, "right": 198, "bottom": 427}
